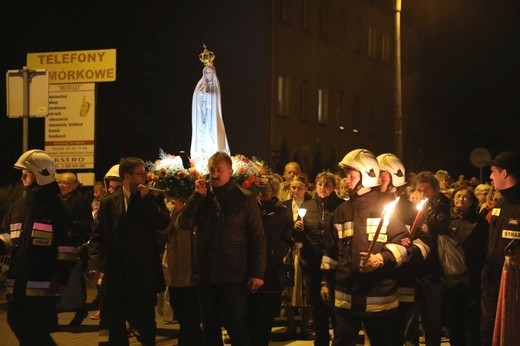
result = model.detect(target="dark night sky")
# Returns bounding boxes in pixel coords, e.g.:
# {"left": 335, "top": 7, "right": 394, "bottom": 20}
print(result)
{"left": 1, "top": 0, "right": 519, "bottom": 186}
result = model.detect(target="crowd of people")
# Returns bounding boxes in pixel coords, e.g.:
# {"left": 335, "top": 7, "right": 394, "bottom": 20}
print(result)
{"left": 0, "top": 148, "right": 519, "bottom": 346}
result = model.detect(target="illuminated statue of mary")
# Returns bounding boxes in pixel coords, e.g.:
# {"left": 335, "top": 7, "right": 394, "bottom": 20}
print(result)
{"left": 190, "top": 45, "right": 230, "bottom": 170}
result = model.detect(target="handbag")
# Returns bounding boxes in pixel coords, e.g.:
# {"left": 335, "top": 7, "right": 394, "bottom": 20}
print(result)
{"left": 437, "top": 233, "right": 466, "bottom": 277}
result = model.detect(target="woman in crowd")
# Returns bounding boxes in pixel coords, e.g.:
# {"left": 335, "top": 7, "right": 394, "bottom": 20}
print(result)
{"left": 245, "top": 176, "right": 293, "bottom": 346}
{"left": 444, "top": 185, "right": 488, "bottom": 346}
{"left": 281, "top": 174, "right": 313, "bottom": 339}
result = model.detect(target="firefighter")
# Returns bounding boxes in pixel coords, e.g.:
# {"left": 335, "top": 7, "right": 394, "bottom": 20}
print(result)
{"left": 321, "top": 149, "right": 412, "bottom": 346}
{"left": 0, "top": 149, "right": 76, "bottom": 345}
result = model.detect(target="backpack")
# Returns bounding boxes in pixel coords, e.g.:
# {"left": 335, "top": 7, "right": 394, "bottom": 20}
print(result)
{"left": 437, "top": 233, "right": 467, "bottom": 277}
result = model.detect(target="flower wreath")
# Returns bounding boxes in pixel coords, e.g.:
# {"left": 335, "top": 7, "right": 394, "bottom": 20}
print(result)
{"left": 231, "top": 154, "right": 268, "bottom": 195}
{"left": 146, "top": 149, "right": 202, "bottom": 199}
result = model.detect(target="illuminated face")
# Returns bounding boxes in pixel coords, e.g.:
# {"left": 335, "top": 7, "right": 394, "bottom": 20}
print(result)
{"left": 344, "top": 169, "right": 361, "bottom": 191}
{"left": 284, "top": 163, "right": 300, "bottom": 181}
{"left": 290, "top": 182, "right": 307, "bottom": 201}
{"left": 379, "top": 171, "right": 391, "bottom": 186}
{"left": 316, "top": 178, "right": 334, "bottom": 198}
{"left": 490, "top": 166, "right": 507, "bottom": 191}
{"left": 107, "top": 179, "right": 122, "bottom": 194}
{"left": 453, "top": 189, "right": 472, "bottom": 212}
{"left": 127, "top": 164, "right": 147, "bottom": 189}
{"left": 57, "top": 174, "right": 77, "bottom": 196}
{"left": 203, "top": 67, "right": 214, "bottom": 82}
{"left": 415, "top": 182, "right": 434, "bottom": 200}
{"left": 208, "top": 159, "right": 233, "bottom": 187}
{"left": 21, "top": 169, "right": 36, "bottom": 187}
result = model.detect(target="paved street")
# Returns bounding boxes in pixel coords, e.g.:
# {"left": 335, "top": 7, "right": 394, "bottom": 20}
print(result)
{"left": 0, "top": 288, "right": 319, "bottom": 346}
{"left": 1, "top": 288, "right": 449, "bottom": 345}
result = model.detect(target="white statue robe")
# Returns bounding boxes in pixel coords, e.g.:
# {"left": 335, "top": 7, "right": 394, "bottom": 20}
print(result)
{"left": 190, "top": 66, "right": 230, "bottom": 170}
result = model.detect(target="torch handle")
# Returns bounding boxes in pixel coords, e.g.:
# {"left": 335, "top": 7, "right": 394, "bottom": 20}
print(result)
{"left": 367, "top": 218, "right": 385, "bottom": 254}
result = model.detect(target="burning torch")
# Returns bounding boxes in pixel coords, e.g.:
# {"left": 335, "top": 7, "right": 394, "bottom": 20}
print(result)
{"left": 360, "top": 197, "right": 400, "bottom": 271}
{"left": 409, "top": 198, "right": 428, "bottom": 237}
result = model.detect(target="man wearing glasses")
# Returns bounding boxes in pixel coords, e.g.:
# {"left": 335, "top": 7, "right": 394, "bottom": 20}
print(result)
{"left": 89, "top": 157, "right": 170, "bottom": 345}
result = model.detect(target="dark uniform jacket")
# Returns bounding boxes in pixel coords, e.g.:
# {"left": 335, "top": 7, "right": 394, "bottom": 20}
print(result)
{"left": 483, "top": 183, "right": 520, "bottom": 296}
{"left": 178, "top": 180, "right": 266, "bottom": 284}
{"left": 322, "top": 189, "right": 410, "bottom": 315}
{"left": 89, "top": 189, "right": 170, "bottom": 299}
{"left": 258, "top": 197, "right": 293, "bottom": 292}
{"left": 59, "top": 186, "right": 93, "bottom": 245}
{"left": 449, "top": 205, "right": 488, "bottom": 290}
{"left": 1, "top": 183, "right": 76, "bottom": 300}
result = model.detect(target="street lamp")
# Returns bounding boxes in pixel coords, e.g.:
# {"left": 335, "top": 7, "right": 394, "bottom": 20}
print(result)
{"left": 394, "top": 0, "right": 403, "bottom": 160}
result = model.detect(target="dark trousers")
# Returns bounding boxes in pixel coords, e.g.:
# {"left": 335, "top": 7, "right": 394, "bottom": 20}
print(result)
{"left": 198, "top": 282, "right": 248, "bottom": 346}
{"left": 303, "top": 268, "right": 333, "bottom": 346}
{"left": 444, "top": 285, "right": 480, "bottom": 346}
{"left": 480, "top": 287, "right": 498, "bottom": 346}
{"left": 105, "top": 293, "right": 157, "bottom": 346}
{"left": 7, "top": 298, "right": 57, "bottom": 346}
{"left": 398, "top": 300, "right": 420, "bottom": 345}
{"left": 416, "top": 277, "right": 444, "bottom": 346}
{"left": 245, "top": 291, "right": 282, "bottom": 346}
{"left": 332, "top": 306, "right": 403, "bottom": 346}
{"left": 169, "top": 286, "right": 202, "bottom": 346}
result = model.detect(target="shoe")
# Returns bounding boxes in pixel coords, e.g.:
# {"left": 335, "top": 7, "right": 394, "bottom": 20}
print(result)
{"left": 281, "top": 327, "right": 297, "bottom": 340}
{"left": 299, "top": 331, "right": 311, "bottom": 340}
{"left": 89, "top": 310, "right": 101, "bottom": 320}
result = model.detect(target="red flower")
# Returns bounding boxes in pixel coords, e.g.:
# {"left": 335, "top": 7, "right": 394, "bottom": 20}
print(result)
{"left": 147, "top": 173, "right": 157, "bottom": 181}
{"left": 159, "top": 168, "right": 167, "bottom": 177}
{"left": 177, "top": 171, "right": 186, "bottom": 179}
{"left": 243, "top": 180, "right": 252, "bottom": 189}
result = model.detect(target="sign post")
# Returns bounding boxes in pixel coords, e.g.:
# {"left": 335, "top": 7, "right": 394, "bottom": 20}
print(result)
{"left": 6, "top": 67, "right": 48, "bottom": 152}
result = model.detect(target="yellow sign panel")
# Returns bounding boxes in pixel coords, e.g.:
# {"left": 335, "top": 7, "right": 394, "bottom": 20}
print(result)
{"left": 27, "top": 49, "right": 116, "bottom": 84}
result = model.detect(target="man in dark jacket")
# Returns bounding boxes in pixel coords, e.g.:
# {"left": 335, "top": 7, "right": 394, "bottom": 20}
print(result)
{"left": 0, "top": 149, "right": 76, "bottom": 345}
{"left": 178, "top": 151, "right": 266, "bottom": 346}
{"left": 89, "top": 157, "right": 170, "bottom": 345}
{"left": 56, "top": 171, "right": 93, "bottom": 326}
{"left": 481, "top": 151, "right": 520, "bottom": 345}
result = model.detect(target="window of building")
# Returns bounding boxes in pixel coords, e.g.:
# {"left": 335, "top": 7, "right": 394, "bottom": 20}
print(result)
{"left": 405, "top": 41, "right": 414, "bottom": 74}
{"left": 368, "top": 98, "right": 375, "bottom": 135}
{"left": 335, "top": 89, "right": 345, "bottom": 127}
{"left": 338, "top": 8, "right": 347, "bottom": 48}
{"left": 319, "top": 0, "right": 329, "bottom": 40}
{"left": 318, "top": 88, "right": 329, "bottom": 124}
{"left": 353, "top": 94, "right": 360, "bottom": 131}
{"left": 299, "top": 79, "right": 308, "bottom": 120}
{"left": 280, "top": 0, "right": 292, "bottom": 24}
{"left": 368, "top": 27, "right": 378, "bottom": 59}
{"left": 381, "top": 33, "right": 391, "bottom": 63}
{"left": 277, "top": 75, "right": 290, "bottom": 117}
{"left": 353, "top": 15, "right": 362, "bottom": 54}
{"left": 301, "top": 0, "right": 312, "bottom": 33}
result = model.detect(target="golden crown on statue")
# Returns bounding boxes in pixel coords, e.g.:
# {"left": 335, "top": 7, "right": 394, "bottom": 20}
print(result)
{"left": 199, "top": 43, "right": 215, "bottom": 67}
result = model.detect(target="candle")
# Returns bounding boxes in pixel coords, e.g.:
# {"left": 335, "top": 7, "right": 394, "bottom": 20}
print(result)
{"left": 297, "top": 208, "right": 307, "bottom": 231}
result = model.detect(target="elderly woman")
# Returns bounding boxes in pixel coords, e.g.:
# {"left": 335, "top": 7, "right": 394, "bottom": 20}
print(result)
{"left": 444, "top": 185, "right": 488, "bottom": 346}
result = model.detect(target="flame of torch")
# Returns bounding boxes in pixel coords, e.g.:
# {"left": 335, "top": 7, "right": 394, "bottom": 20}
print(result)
{"left": 366, "top": 197, "right": 400, "bottom": 254}
{"left": 409, "top": 198, "right": 428, "bottom": 237}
